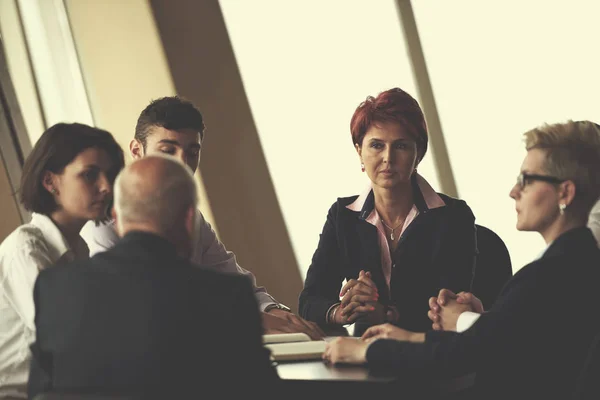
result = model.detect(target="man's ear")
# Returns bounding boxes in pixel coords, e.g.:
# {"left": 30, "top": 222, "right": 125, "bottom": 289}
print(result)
{"left": 111, "top": 208, "right": 125, "bottom": 238}
{"left": 130, "top": 139, "right": 144, "bottom": 160}
{"left": 184, "top": 205, "right": 196, "bottom": 237}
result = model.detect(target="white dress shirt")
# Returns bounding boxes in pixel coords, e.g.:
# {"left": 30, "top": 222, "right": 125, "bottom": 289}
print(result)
{"left": 80, "top": 210, "right": 280, "bottom": 312}
{"left": 0, "top": 213, "right": 88, "bottom": 399}
{"left": 588, "top": 199, "right": 600, "bottom": 246}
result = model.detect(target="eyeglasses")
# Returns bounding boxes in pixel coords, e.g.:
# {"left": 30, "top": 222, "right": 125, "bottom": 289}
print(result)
{"left": 516, "top": 173, "right": 565, "bottom": 190}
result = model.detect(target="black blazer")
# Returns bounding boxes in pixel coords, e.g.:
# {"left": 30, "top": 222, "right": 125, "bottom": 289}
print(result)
{"left": 299, "top": 181, "right": 479, "bottom": 335}
{"left": 366, "top": 227, "right": 600, "bottom": 399}
{"left": 28, "top": 231, "right": 278, "bottom": 399}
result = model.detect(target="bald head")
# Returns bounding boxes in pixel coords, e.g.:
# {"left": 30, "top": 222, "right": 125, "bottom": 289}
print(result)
{"left": 113, "top": 155, "right": 198, "bottom": 250}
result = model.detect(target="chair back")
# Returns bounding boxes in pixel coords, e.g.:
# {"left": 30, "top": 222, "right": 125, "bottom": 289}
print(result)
{"left": 471, "top": 224, "right": 513, "bottom": 309}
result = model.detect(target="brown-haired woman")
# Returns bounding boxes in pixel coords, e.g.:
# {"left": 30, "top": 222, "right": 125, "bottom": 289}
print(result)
{"left": 0, "top": 123, "right": 124, "bottom": 398}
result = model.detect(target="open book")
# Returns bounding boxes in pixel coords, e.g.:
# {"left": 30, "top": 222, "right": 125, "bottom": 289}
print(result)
{"left": 263, "top": 333, "right": 327, "bottom": 361}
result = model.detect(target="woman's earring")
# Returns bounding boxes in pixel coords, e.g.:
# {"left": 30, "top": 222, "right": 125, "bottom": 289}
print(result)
{"left": 360, "top": 163, "right": 365, "bottom": 172}
{"left": 559, "top": 203, "right": 566, "bottom": 215}
{"left": 50, "top": 188, "right": 57, "bottom": 195}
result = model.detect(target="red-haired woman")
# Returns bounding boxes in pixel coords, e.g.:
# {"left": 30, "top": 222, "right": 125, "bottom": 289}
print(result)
{"left": 299, "top": 88, "right": 484, "bottom": 336}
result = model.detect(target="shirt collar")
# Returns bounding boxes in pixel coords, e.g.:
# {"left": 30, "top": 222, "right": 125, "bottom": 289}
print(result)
{"left": 346, "top": 173, "right": 446, "bottom": 218}
{"left": 30, "top": 213, "right": 89, "bottom": 262}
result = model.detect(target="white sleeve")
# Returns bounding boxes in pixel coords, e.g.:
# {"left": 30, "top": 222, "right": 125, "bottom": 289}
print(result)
{"left": 588, "top": 200, "right": 600, "bottom": 247}
{"left": 2, "top": 239, "right": 53, "bottom": 330}
{"left": 192, "top": 212, "right": 279, "bottom": 311}
{"left": 456, "top": 311, "right": 482, "bottom": 333}
{"left": 80, "top": 220, "right": 119, "bottom": 256}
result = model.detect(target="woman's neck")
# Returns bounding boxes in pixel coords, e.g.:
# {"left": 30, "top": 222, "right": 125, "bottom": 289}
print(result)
{"left": 540, "top": 215, "right": 586, "bottom": 245}
{"left": 372, "top": 182, "right": 414, "bottom": 225}
{"left": 49, "top": 210, "right": 86, "bottom": 249}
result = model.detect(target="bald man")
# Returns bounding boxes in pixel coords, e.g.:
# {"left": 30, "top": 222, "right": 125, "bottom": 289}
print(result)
{"left": 28, "top": 155, "right": 278, "bottom": 398}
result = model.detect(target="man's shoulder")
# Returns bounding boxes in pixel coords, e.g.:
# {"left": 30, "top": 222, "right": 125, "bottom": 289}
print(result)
{"left": 36, "top": 257, "right": 90, "bottom": 293}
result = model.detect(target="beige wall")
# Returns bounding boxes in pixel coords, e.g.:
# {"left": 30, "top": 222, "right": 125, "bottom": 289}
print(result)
{"left": 65, "top": 0, "right": 303, "bottom": 311}
{"left": 0, "top": 153, "right": 22, "bottom": 242}
{"left": 64, "top": 0, "right": 215, "bottom": 230}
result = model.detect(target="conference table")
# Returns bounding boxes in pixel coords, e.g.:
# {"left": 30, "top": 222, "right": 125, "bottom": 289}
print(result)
{"left": 275, "top": 358, "right": 476, "bottom": 398}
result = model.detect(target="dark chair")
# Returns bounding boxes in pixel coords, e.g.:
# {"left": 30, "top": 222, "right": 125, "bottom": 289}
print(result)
{"left": 572, "top": 331, "right": 600, "bottom": 400}
{"left": 470, "top": 224, "right": 513, "bottom": 309}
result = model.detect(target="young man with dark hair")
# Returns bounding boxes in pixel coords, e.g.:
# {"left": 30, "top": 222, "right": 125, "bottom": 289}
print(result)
{"left": 81, "top": 96, "right": 324, "bottom": 339}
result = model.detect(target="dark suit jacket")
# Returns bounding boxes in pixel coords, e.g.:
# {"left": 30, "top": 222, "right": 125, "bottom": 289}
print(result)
{"left": 299, "top": 179, "right": 480, "bottom": 335}
{"left": 366, "top": 227, "right": 600, "bottom": 399}
{"left": 28, "top": 231, "right": 278, "bottom": 399}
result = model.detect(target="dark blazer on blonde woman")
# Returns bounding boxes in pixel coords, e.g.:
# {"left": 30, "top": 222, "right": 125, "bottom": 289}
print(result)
{"left": 366, "top": 227, "right": 600, "bottom": 399}
{"left": 299, "top": 175, "right": 484, "bottom": 335}
{"left": 27, "top": 231, "right": 278, "bottom": 399}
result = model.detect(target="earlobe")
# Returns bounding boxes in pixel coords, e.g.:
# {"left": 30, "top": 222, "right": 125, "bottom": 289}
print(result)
{"left": 130, "top": 139, "right": 144, "bottom": 160}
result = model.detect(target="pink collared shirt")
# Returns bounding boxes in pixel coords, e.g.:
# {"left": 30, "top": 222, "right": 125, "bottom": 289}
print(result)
{"left": 346, "top": 173, "right": 446, "bottom": 290}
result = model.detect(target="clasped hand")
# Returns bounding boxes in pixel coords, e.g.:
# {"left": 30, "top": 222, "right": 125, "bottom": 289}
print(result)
{"left": 333, "top": 270, "right": 384, "bottom": 325}
{"left": 427, "top": 289, "right": 483, "bottom": 331}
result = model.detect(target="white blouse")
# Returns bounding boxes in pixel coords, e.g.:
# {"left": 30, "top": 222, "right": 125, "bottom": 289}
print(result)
{"left": 0, "top": 213, "right": 88, "bottom": 399}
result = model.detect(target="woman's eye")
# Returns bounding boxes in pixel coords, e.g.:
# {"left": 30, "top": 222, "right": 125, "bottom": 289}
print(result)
{"left": 395, "top": 143, "right": 407, "bottom": 149}
{"left": 370, "top": 142, "right": 384, "bottom": 149}
{"left": 84, "top": 170, "right": 99, "bottom": 181}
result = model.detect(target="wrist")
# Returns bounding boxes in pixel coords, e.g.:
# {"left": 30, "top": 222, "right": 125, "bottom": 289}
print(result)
{"left": 264, "top": 303, "right": 291, "bottom": 313}
{"left": 326, "top": 302, "right": 341, "bottom": 324}
{"left": 410, "top": 332, "right": 426, "bottom": 343}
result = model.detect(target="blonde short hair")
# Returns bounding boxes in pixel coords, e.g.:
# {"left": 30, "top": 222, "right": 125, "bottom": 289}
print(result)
{"left": 524, "top": 120, "right": 600, "bottom": 214}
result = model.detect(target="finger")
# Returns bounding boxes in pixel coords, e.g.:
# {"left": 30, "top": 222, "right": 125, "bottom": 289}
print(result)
{"left": 437, "top": 289, "right": 457, "bottom": 305}
{"left": 339, "top": 291, "right": 355, "bottom": 308}
{"left": 288, "top": 316, "right": 325, "bottom": 340}
{"left": 429, "top": 297, "right": 439, "bottom": 312}
{"left": 340, "top": 285, "right": 377, "bottom": 307}
{"left": 340, "top": 279, "right": 359, "bottom": 296}
{"left": 350, "top": 294, "right": 378, "bottom": 304}
{"left": 457, "top": 292, "right": 473, "bottom": 304}
{"left": 307, "top": 321, "right": 326, "bottom": 338}
{"left": 362, "top": 326, "right": 383, "bottom": 340}
{"left": 350, "top": 283, "right": 378, "bottom": 297}
{"left": 357, "top": 272, "right": 378, "bottom": 290}
{"left": 427, "top": 310, "right": 439, "bottom": 322}
{"left": 340, "top": 300, "right": 370, "bottom": 316}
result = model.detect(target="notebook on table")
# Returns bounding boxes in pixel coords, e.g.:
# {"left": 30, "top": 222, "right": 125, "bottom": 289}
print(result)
{"left": 262, "top": 333, "right": 327, "bottom": 361}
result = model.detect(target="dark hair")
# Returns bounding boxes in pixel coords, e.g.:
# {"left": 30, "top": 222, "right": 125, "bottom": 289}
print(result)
{"left": 350, "top": 88, "right": 428, "bottom": 162}
{"left": 134, "top": 96, "right": 205, "bottom": 149}
{"left": 19, "top": 123, "right": 125, "bottom": 216}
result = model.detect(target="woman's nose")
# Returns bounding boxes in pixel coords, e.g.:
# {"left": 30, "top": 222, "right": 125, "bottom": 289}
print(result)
{"left": 383, "top": 147, "right": 394, "bottom": 163}
{"left": 99, "top": 173, "right": 111, "bottom": 194}
{"left": 509, "top": 183, "right": 519, "bottom": 199}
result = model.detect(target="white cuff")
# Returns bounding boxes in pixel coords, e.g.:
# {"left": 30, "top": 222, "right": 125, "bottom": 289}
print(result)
{"left": 456, "top": 311, "right": 481, "bottom": 332}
